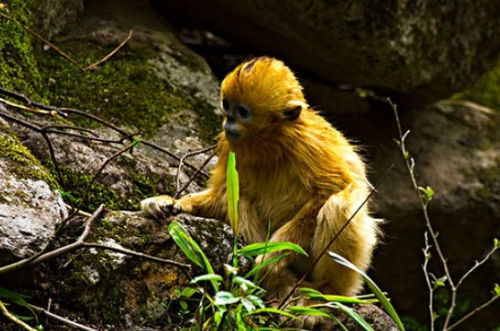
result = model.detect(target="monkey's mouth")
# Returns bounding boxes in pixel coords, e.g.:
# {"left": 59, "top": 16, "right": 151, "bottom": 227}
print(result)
{"left": 224, "top": 129, "right": 242, "bottom": 142}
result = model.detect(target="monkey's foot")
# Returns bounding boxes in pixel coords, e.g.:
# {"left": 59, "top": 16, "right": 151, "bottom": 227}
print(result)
{"left": 140, "top": 195, "right": 181, "bottom": 220}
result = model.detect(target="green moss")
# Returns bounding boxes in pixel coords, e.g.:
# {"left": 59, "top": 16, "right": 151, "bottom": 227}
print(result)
{"left": 0, "top": 0, "right": 44, "bottom": 99}
{"left": 56, "top": 164, "right": 171, "bottom": 212}
{"left": 453, "top": 61, "right": 500, "bottom": 110}
{"left": 36, "top": 37, "right": 199, "bottom": 138}
{"left": 0, "top": 126, "right": 58, "bottom": 188}
{"left": 58, "top": 166, "right": 128, "bottom": 211}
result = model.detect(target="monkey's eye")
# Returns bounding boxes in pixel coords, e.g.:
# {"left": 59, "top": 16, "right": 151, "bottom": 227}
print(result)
{"left": 237, "top": 105, "right": 251, "bottom": 119}
{"left": 222, "top": 99, "right": 229, "bottom": 111}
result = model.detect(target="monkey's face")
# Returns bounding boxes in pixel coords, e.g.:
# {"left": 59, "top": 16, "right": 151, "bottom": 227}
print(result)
{"left": 220, "top": 57, "right": 307, "bottom": 144}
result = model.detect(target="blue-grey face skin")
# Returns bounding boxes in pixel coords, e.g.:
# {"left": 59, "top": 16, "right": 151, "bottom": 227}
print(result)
{"left": 221, "top": 99, "right": 252, "bottom": 142}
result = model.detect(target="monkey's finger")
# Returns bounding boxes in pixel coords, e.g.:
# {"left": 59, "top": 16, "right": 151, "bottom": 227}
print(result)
{"left": 141, "top": 196, "right": 173, "bottom": 220}
{"left": 171, "top": 204, "right": 183, "bottom": 215}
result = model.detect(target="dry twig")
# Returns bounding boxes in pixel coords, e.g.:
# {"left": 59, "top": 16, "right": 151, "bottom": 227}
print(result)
{"left": 29, "top": 304, "right": 96, "bottom": 331}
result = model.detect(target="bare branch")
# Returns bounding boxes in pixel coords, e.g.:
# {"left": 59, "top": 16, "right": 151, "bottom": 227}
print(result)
{"left": 447, "top": 295, "right": 499, "bottom": 330}
{"left": 422, "top": 232, "right": 435, "bottom": 331}
{"left": 455, "top": 245, "right": 499, "bottom": 290}
{"left": 84, "top": 30, "right": 133, "bottom": 70}
{"left": 175, "top": 148, "right": 217, "bottom": 198}
{"left": 29, "top": 304, "right": 97, "bottom": 331}
{"left": 0, "top": 205, "right": 105, "bottom": 274}
{"left": 176, "top": 145, "right": 216, "bottom": 192}
{"left": 82, "top": 242, "right": 191, "bottom": 269}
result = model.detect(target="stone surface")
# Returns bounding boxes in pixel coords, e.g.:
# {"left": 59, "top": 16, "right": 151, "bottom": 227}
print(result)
{"left": 343, "top": 100, "right": 500, "bottom": 326}
{"left": 154, "top": 0, "right": 500, "bottom": 108}
{"left": 31, "top": 211, "right": 239, "bottom": 329}
{"left": 0, "top": 123, "right": 67, "bottom": 264}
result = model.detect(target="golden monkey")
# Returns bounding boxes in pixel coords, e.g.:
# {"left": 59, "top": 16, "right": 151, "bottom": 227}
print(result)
{"left": 141, "top": 57, "right": 379, "bottom": 302}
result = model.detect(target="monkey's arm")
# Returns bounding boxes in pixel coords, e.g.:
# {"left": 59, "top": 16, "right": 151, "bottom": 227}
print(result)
{"left": 140, "top": 188, "right": 227, "bottom": 220}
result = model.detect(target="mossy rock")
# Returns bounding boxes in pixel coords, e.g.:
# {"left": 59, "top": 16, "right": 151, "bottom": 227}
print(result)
{"left": 453, "top": 60, "right": 500, "bottom": 111}
{"left": 0, "top": 0, "right": 44, "bottom": 100}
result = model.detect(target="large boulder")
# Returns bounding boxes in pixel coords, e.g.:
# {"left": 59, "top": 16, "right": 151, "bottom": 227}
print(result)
{"left": 0, "top": 116, "right": 67, "bottom": 264}
{"left": 154, "top": 0, "right": 500, "bottom": 108}
{"left": 350, "top": 100, "right": 499, "bottom": 327}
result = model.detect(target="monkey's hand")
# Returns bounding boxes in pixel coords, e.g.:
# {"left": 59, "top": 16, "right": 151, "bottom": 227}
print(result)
{"left": 140, "top": 195, "right": 192, "bottom": 220}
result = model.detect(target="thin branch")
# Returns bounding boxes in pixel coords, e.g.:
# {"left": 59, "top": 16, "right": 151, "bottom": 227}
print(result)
{"left": 0, "top": 12, "right": 85, "bottom": 70}
{"left": 447, "top": 295, "right": 499, "bottom": 330}
{"left": 176, "top": 145, "right": 216, "bottom": 192}
{"left": 389, "top": 98, "right": 452, "bottom": 285}
{"left": 388, "top": 98, "right": 499, "bottom": 330}
{"left": 455, "top": 245, "right": 499, "bottom": 290}
{"left": 175, "top": 149, "right": 217, "bottom": 198}
{"left": 29, "top": 304, "right": 97, "bottom": 331}
{"left": 0, "top": 205, "right": 105, "bottom": 274}
{"left": 142, "top": 140, "right": 209, "bottom": 178}
{"left": 0, "top": 299, "right": 36, "bottom": 331}
{"left": 84, "top": 30, "right": 133, "bottom": 70}
{"left": 82, "top": 243, "right": 191, "bottom": 269}
{"left": 422, "top": 232, "right": 435, "bottom": 331}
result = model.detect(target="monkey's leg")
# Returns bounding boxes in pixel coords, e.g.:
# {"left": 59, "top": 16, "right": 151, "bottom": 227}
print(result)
{"left": 311, "top": 186, "right": 379, "bottom": 296}
{"left": 255, "top": 199, "right": 324, "bottom": 301}
{"left": 140, "top": 189, "right": 226, "bottom": 220}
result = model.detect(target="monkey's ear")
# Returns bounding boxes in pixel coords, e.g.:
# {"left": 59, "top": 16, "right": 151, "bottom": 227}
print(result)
{"left": 283, "top": 105, "right": 302, "bottom": 121}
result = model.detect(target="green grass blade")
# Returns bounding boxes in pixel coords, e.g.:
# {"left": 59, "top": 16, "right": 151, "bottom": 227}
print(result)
{"left": 191, "top": 274, "right": 223, "bottom": 284}
{"left": 299, "top": 288, "right": 375, "bottom": 304}
{"left": 238, "top": 242, "right": 308, "bottom": 257}
{"left": 226, "top": 151, "right": 240, "bottom": 235}
{"left": 332, "top": 302, "right": 374, "bottom": 331}
{"left": 245, "top": 253, "right": 290, "bottom": 278}
{"left": 287, "top": 305, "right": 333, "bottom": 319}
{"left": 244, "top": 307, "right": 296, "bottom": 319}
{"left": 168, "top": 221, "right": 218, "bottom": 291}
{"left": 328, "top": 251, "right": 405, "bottom": 330}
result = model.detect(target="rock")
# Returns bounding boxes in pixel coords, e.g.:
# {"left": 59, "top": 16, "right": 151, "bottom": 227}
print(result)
{"left": 3, "top": 0, "right": 223, "bottom": 212}
{"left": 0, "top": 120, "right": 67, "bottom": 264}
{"left": 30, "top": 211, "right": 239, "bottom": 328}
{"left": 154, "top": 0, "right": 500, "bottom": 108}
{"left": 34, "top": 0, "right": 220, "bottom": 140}
{"left": 349, "top": 100, "right": 499, "bottom": 326}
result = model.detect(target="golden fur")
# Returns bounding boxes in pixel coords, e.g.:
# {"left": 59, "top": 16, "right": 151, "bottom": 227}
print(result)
{"left": 141, "top": 57, "right": 379, "bottom": 301}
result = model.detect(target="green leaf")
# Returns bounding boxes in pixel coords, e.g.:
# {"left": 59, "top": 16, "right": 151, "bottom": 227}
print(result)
{"left": 214, "top": 291, "right": 240, "bottom": 306}
{"left": 233, "top": 276, "right": 263, "bottom": 291}
{"left": 180, "top": 287, "right": 197, "bottom": 298}
{"left": 241, "top": 298, "right": 256, "bottom": 313}
{"left": 238, "top": 241, "right": 307, "bottom": 257}
{"left": 418, "top": 186, "right": 434, "bottom": 201}
{"left": 328, "top": 251, "right": 405, "bottom": 331}
{"left": 494, "top": 238, "right": 499, "bottom": 248}
{"left": 493, "top": 283, "right": 500, "bottom": 296}
{"left": 332, "top": 302, "right": 374, "bottom": 331}
{"left": 180, "top": 300, "right": 188, "bottom": 311}
{"left": 287, "top": 306, "right": 333, "bottom": 319}
{"left": 190, "top": 274, "right": 223, "bottom": 284}
{"left": 248, "top": 295, "right": 265, "bottom": 309}
{"left": 432, "top": 276, "right": 447, "bottom": 289}
{"left": 244, "top": 307, "right": 296, "bottom": 319}
{"left": 299, "top": 288, "right": 375, "bottom": 304}
{"left": 226, "top": 151, "right": 240, "bottom": 235}
{"left": 245, "top": 253, "right": 290, "bottom": 278}
{"left": 168, "top": 221, "right": 218, "bottom": 291}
